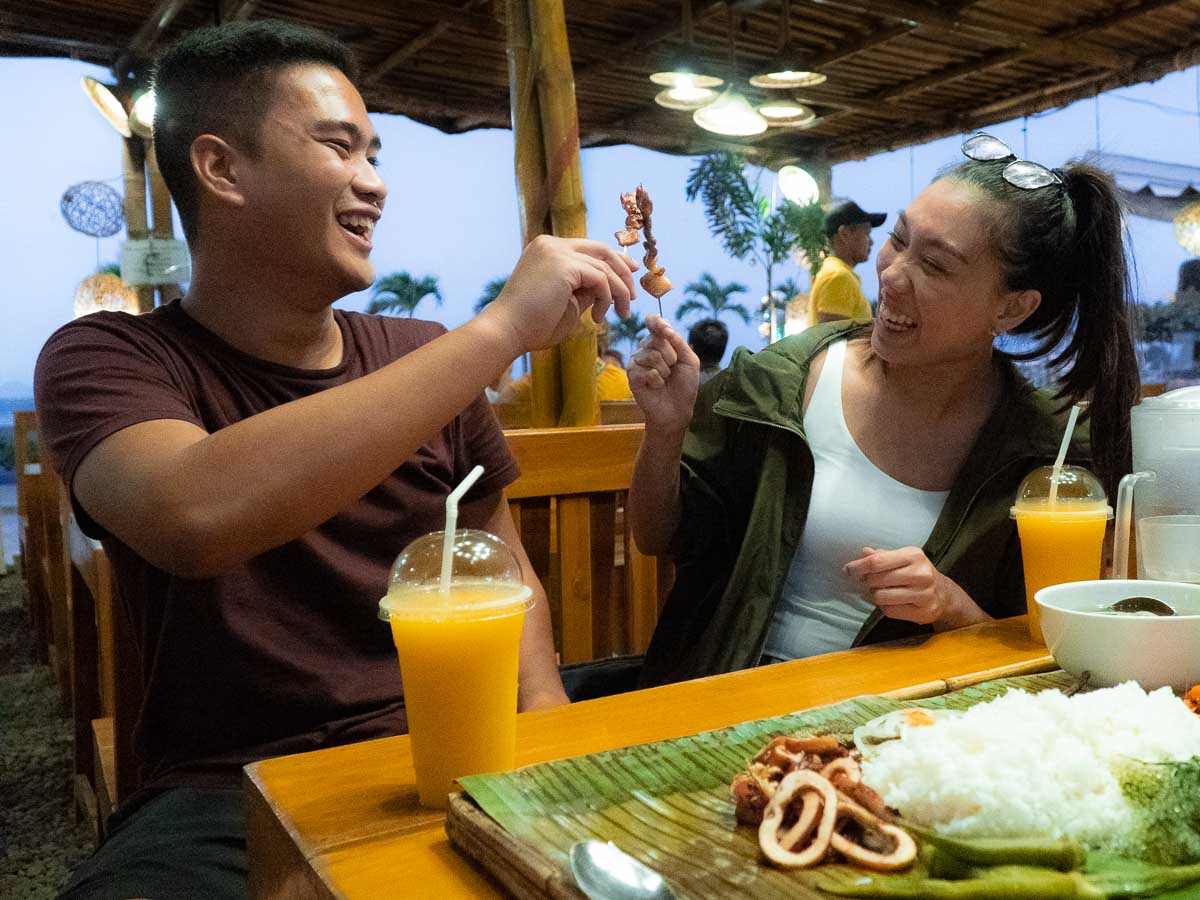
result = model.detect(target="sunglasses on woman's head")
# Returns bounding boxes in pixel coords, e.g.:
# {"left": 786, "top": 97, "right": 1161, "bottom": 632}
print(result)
{"left": 961, "top": 133, "right": 1064, "bottom": 192}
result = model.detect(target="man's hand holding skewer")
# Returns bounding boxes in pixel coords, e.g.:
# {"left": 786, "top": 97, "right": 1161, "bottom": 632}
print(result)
{"left": 482, "top": 235, "right": 638, "bottom": 355}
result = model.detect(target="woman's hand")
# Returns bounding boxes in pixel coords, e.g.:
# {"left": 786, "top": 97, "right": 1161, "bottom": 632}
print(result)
{"left": 844, "top": 546, "right": 991, "bottom": 630}
{"left": 629, "top": 315, "right": 701, "bottom": 437}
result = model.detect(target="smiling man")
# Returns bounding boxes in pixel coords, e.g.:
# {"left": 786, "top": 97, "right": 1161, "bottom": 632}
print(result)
{"left": 36, "top": 21, "right": 635, "bottom": 900}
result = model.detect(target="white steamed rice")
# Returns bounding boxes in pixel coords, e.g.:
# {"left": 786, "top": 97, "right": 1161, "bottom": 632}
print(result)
{"left": 860, "top": 682, "right": 1200, "bottom": 847}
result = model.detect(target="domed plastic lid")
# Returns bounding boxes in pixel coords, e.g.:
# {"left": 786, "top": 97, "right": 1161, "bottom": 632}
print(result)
{"left": 378, "top": 528, "right": 531, "bottom": 621}
{"left": 1011, "top": 464, "right": 1112, "bottom": 520}
{"left": 1136, "top": 385, "right": 1200, "bottom": 411}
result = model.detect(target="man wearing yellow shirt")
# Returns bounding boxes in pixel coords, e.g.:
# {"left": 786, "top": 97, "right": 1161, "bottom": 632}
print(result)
{"left": 807, "top": 200, "right": 887, "bottom": 327}
{"left": 598, "top": 348, "right": 634, "bottom": 400}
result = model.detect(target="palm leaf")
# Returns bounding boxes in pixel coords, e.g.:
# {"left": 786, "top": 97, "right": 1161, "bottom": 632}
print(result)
{"left": 368, "top": 272, "right": 443, "bottom": 317}
{"left": 685, "top": 152, "right": 761, "bottom": 262}
{"left": 474, "top": 277, "right": 507, "bottom": 314}
{"left": 610, "top": 312, "right": 648, "bottom": 355}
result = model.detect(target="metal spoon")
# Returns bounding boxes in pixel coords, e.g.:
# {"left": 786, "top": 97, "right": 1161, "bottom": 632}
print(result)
{"left": 1109, "top": 596, "right": 1176, "bottom": 616}
{"left": 569, "top": 840, "right": 676, "bottom": 900}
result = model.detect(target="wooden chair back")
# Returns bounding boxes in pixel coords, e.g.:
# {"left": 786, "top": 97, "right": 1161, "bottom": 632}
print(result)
{"left": 599, "top": 400, "right": 644, "bottom": 425}
{"left": 39, "top": 459, "right": 71, "bottom": 705}
{"left": 493, "top": 400, "right": 645, "bottom": 431}
{"left": 64, "top": 496, "right": 142, "bottom": 835}
{"left": 493, "top": 401, "right": 531, "bottom": 430}
{"left": 504, "top": 424, "right": 669, "bottom": 664}
{"left": 14, "top": 410, "right": 51, "bottom": 664}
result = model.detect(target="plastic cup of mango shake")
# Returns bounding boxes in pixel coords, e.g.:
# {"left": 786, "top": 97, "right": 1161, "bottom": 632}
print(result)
{"left": 1011, "top": 465, "right": 1112, "bottom": 643}
{"left": 378, "top": 528, "right": 532, "bottom": 809}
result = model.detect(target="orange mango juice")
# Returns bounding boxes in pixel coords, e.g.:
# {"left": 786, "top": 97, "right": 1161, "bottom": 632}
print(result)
{"left": 1014, "top": 503, "right": 1109, "bottom": 643}
{"left": 385, "top": 582, "right": 530, "bottom": 809}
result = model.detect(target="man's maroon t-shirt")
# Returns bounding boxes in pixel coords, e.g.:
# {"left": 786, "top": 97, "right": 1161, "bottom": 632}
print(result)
{"left": 34, "top": 301, "right": 518, "bottom": 793}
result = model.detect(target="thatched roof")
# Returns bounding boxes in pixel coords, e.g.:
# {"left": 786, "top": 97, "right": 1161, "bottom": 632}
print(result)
{"left": 4, "top": 0, "right": 1200, "bottom": 167}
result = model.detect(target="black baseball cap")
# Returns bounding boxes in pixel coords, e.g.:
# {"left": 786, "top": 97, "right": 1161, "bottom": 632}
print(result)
{"left": 824, "top": 201, "right": 887, "bottom": 237}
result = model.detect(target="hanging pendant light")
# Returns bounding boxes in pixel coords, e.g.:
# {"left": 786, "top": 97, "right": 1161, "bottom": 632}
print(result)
{"left": 757, "top": 101, "right": 816, "bottom": 127}
{"left": 695, "top": 87, "right": 769, "bottom": 135}
{"left": 694, "top": 7, "right": 766, "bottom": 136}
{"left": 655, "top": 74, "right": 720, "bottom": 111}
{"left": 650, "top": 0, "right": 723, "bottom": 93}
{"left": 749, "top": 0, "right": 826, "bottom": 90}
{"left": 81, "top": 76, "right": 132, "bottom": 137}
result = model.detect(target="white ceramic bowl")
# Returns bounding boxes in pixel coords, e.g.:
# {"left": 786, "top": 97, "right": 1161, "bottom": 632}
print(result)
{"left": 1035, "top": 579, "right": 1200, "bottom": 691}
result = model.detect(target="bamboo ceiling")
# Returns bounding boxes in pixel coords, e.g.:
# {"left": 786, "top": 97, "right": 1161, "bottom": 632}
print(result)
{"left": 4, "top": 0, "right": 1200, "bottom": 167}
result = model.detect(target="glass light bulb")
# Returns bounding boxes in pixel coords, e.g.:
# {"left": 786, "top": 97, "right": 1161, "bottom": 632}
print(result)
{"left": 778, "top": 165, "right": 820, "bottom": 205}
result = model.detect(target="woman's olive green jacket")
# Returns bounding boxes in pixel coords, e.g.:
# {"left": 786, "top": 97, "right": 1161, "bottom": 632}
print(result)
{"left": 639, "top": 321, "right": 1088, "bottom": 688}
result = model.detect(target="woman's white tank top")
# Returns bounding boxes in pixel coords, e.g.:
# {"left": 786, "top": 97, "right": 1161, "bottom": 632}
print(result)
{"left": 762, "top": 340, "right": 949, "bottom": 662}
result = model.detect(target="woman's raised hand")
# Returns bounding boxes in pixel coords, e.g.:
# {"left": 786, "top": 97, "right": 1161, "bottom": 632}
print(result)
{"left": 629, "top": 315, "right": 701, "bottom": 436}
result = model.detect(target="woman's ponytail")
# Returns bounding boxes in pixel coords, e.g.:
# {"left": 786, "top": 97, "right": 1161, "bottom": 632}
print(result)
{"left": 1054, "top": 165, "right": 1138, "bottom": 499}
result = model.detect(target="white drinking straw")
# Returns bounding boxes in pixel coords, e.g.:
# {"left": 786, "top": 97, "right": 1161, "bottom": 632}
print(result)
{"left": 440, "top": 465, "right": 485, "bottom": 594}
{"left": 1048, "top": 403, "right": 1082, "bottom": 507}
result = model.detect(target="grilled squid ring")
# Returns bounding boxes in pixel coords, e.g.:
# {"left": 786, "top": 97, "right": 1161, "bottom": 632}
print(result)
{"left": 759, "top": 770, "right": 839, "bottom": 868}
{"left": 829, "top": 795, "right": 918, "bottom": 872}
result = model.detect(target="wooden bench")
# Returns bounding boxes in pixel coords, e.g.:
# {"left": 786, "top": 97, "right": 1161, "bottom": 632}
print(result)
{"left": 504, "top": 424, "right": 668, "bottom": 664}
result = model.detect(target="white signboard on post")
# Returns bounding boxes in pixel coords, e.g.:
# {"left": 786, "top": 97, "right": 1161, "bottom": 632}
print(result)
{"left": 120, "top": 238, "right": 191, "bottom": 285}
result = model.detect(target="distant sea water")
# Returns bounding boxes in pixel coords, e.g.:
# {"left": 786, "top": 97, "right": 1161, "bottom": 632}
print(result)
{"left": 0, "top": 397, "right": 35, "bottom": 428}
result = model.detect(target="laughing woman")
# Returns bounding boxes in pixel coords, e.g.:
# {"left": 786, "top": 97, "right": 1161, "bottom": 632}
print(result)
{"left": 628, "top": 135, "right": 1139, "bottom": 687}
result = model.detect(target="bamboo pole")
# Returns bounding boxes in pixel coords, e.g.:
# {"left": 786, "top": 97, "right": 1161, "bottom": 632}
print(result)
{"left": 121, "top": 137, "right": 155, "bottom": 313}
{"left": 507, "top": 0, "right": 560, "bottom": 427}
{"left": 145, "top": 140, "right": 182, "bottom": 305}
{"left": 528, "top": 0, "right": 597, "bottom": 427}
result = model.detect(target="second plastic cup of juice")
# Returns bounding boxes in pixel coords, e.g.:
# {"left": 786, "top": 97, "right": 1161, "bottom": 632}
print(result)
{"left": 378, "top": 529, "right": 532, "bottom": 809}
{"left": 1011, "top": 465, "right": 1112, "bottom": 643}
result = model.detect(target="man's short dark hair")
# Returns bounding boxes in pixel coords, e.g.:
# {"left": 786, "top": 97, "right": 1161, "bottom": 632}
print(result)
{"left": 153, "top": 21, "right": 359, "bottom": 244}
{"left": 687, "top": 318, "right": 728, "bottom": 368}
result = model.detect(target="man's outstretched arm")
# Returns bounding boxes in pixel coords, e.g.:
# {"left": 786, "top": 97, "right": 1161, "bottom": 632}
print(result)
{"left": 67, "top": 237, "right": 635, "bottom": 578}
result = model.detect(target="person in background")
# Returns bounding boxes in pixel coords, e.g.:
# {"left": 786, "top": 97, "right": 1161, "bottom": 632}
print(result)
{"left": 37, "top": 21, "right": 635, "bottom": 900}
{"left": 598, "top": 345, "right": 634, "bottom": 401}
{"left": 807, "top": 201, "right": 887, "bottom": 327}
{"left": 687, "top": 318, "right": 728, "bottom": 385}
{"left": 628, "top": 133, "right": 1138, "bottom": 688}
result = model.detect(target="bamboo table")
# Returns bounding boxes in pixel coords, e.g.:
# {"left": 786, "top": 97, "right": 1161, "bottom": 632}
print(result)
{"left": 245, "top": 616, "right": 1053, "bottom": 899}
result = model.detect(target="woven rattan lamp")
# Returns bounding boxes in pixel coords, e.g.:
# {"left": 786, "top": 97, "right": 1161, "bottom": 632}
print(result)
{"left": 1176, "top": 202, "right": 1200, "bottom": 255}
{"left": 75, "top": 273, "right": 140, "bottom": 318}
